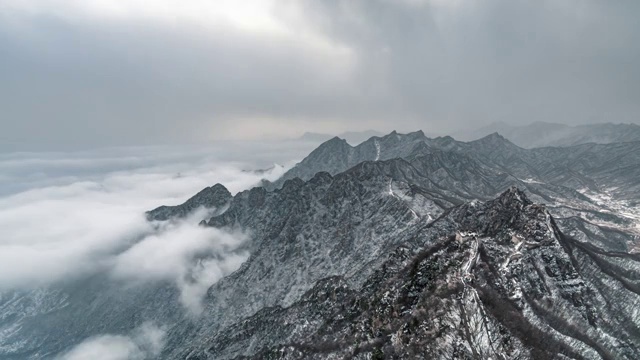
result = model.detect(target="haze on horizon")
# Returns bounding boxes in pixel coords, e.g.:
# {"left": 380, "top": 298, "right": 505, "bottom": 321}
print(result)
{"left": 1, "top": 0, "right": 639, "bottom": 150}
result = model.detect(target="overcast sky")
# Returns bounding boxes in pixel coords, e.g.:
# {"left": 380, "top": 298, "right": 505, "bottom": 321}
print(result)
{"left": 1, "top": 0, "right": 639, "bottom": 150}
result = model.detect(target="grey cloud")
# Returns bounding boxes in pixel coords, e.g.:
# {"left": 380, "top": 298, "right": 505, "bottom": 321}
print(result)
{"left": 305, "top": 0, "right": 640, "bottom": 128}
{"left": 1, "top": 0, "right": 639, "bottom": 150}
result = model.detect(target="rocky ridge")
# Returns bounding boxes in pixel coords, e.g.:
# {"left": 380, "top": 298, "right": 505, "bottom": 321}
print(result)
{"left": 146, "top": 183, "right": 232, "bottom": 221}
{"left": 271, "top": 131, "right": 640, "bottom": 250}
{"left": 176, "top": 186, "right": 640, "bottom": 359}
{"left": 453, "top": 122, "right": 640, "bottom": 149}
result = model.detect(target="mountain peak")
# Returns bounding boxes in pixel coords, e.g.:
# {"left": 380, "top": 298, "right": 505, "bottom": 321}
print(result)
{"left": 405, "top": 130, "right": 427, "bottom": 141}
{"left": 327, "top": 136, "right": 348, "bottom": 144}
{"left": 496, "top": 186, "right": 531, "bottom": 206}
{"left": 146, "top": 183, "right": 232, "bottom": 221}
{"left": 472, "top": 132, "right": 520, "bottom": 150}
{"left": 189, "top": 184, "right": 231, "bottom": 204}
{"left": 210, "top": 183, "right": 230, "bottom": 193}
{"left": 453, "top": 187, "right": 539, "bottom": 237}
{"left": 304, "top": 136, "right": 352, "bottom": 158}
{"left": 487, "top": 131, "right": 505, "bottom": 139}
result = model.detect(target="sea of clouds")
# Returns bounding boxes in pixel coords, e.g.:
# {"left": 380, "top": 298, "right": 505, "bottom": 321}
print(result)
{"left": 0, "top": 140, "right": 316, "bottom": 358}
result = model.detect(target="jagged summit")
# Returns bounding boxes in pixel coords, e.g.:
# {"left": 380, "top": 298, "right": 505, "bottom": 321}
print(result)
{"left": 146, "top": 183, "right": 232, "bottom": 221}
{"left": 271, "top": 130, "right": 434, "bottom": 188}
{"left": 469, "top": 131, "right": 521, "bottom": 151}
{"left": 298, "top": 130, "right": 384, "bottom": 145}
{"left": 494, "top": 186, "right": 532, "bottom": 206}
{"left": 484, "top": 131, "right": 504, "bottom": 140}
{"left": 325, "top": 135, "right": 349, "bottom": 144}
{"left": 377, "top": 129, "right": 427, "bottom": 142}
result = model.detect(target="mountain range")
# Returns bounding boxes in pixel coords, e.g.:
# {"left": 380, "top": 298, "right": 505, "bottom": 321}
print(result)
{"left": 453, "top": 122, "right": 640, "bottom": 148}
{"left": 298, "top": 130, "right": 385, "bottom": 146}
{"left": 294, "top": 122, "right": 640, "bottom": 149}
{"left": 1, "top": 130, "right": 639, "bottom": 359}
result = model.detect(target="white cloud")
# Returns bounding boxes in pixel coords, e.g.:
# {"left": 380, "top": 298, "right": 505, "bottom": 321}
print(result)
{"left": 60, "top": 322, "right": 166, "bottom": 360}
{"left": 177, "top": 249, "right": 250, "bottom": 315}
{"left": 0, "top": 143, "right": 299, "bottom": 312}
{"left": 60, "top": 335, "right": 141, "bottom": 360}
{"left": 111, "top": 209, "right": 250, "bottom": 314}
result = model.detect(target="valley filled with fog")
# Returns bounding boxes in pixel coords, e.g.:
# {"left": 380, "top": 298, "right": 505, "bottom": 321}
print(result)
{"left": 0, "top": 141, "right": 314, "bottom": 358}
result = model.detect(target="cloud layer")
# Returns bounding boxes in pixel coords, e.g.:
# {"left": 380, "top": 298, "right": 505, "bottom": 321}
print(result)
{"left": 60, "top": 322, "right": 166, "bottom": 360}
{"left": 0, "top": 143, "right": 298, "bottom": 313}
{"left": 111, "top": 210, "right": 251, "bottom": 314}
{"left": 1, "top": 0, "right": 639, "bottom": 150}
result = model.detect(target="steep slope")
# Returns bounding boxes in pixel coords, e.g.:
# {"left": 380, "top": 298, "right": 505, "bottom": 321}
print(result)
{"left": 275, "top": 131, "right": 640, "bottom": 240}
{"left": 459, "top": 134, "right": 640, "bottom": 199}
{"left": 146, "top": 183, "right": 232, "bottom": 221}
{"left": 161, "top": 159, "right": 453, "bottom": 356}
{"left": 271, "top": 131, "right": 433, "bottom": 188}
{"left": 179, "top": 188, "right": 640, "bottom": 359}
{"left": 115, "top": 135, "right": 640, "bottom": 359}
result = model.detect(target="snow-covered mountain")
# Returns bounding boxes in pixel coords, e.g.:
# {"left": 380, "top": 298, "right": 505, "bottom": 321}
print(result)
{"left": 454, "top": 121, "right": 640, "bottom": 148}
{"left": 273, "top": 130, "right": 640, "bottom": 200}
{"left": 182, "top": 187, "right": 640, "bottom": 359}
{"left": 1, "top": 130, "right": 639, "bottom": 359}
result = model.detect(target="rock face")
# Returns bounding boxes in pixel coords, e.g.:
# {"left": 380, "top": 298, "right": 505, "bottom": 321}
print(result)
{"left": 1, "top": 130, "right": 639, "bottom": 360}
{"left": 146, "top": 183, "right": 232, "bottom": 221}
{"left": 175, "top": 187, "right": 640, "bottom": 360}
{"left": 272, "top": 131, "right": 640, "bottom": 246}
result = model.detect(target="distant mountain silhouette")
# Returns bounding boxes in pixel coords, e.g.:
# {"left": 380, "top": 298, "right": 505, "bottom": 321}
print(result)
{"left": 453, "top": 121, "right": 640, "bottom": 148}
